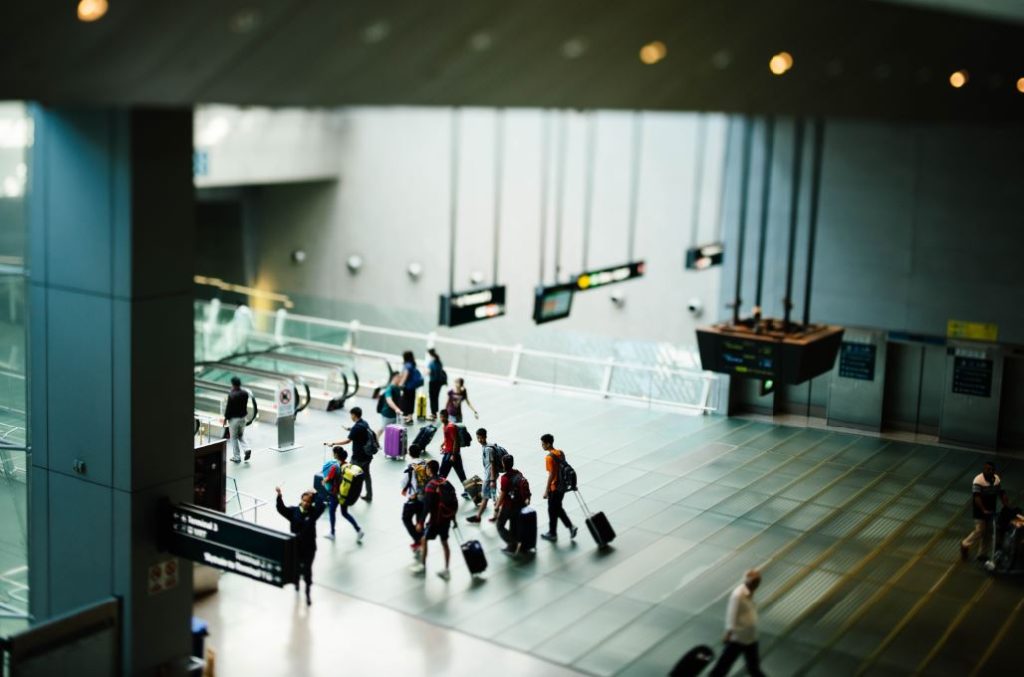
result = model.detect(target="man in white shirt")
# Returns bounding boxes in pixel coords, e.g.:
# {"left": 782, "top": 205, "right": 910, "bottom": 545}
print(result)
{"left": 710, "top": 569, "right": 766, "bottom": 677}
{"left": 960, "top": 461, "right": 1009, "bottom": 563}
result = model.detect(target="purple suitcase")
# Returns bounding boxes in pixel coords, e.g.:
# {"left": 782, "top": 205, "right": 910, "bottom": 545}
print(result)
{"left": 384, "top": 424, "right": 407, "bottom": 460}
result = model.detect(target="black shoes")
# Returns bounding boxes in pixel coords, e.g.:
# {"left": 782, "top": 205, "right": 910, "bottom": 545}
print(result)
{"left": 244, "top": 450, "right": 251, "bottom": 461}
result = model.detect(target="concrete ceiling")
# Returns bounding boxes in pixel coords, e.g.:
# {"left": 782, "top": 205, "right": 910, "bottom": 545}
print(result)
{"left": 880, "top": 0, "right": 1024, "bottom": 25}
{"left": 3, "top": 0, "right": 1024, "bottom": 121}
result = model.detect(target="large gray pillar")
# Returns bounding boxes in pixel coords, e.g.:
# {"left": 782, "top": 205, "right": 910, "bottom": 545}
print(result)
{"left": 27, "top": 108, "right": 194, "bottom": 674}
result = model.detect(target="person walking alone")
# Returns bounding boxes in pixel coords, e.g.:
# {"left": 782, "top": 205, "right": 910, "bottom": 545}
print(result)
{"left": 709, "top": 570, "right": 766, "bottom": 677}
{"left": 438, "top": 410, "right": 470, "bottom": 499}
{"left": 960, "top": 461, "right": 1010, "bottom": 563}
{"left": 426, "top": 348, "right": 446, "bottom": 421}
{"left": 540, "top": 434, "right": 577, "bottom": 542}
{"left": 224, "top": 376, "right": 251, "bottom": 463}
{"left": 467, "top": 428, "right": 501, "bottom": 524}
{"left": 445, "top": 377, "right": 479, "bottom": 424}
{"left": 275, "top": 486, "right": 326, "bottom": 606}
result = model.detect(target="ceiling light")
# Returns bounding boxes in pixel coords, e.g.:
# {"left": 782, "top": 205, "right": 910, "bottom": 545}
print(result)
{"left": 769, "top": 52, "right": 793, "bottom": 76}
{"left": 949, "top": 70, "right": 968, "bottom": 88}
{"left": 229, "top": 8, "right": 261, "bottom": 34}
{"left": 346, "top": 254, "right": 364, "bottom": 274}
{"left": 363, "top": 21, "right": 391, "bottom": 44}
{"left": 561, "top": 37, "right": 588, "bottom": 59}
{"left": 639, "top": 41, "right": 667, "bottom": 65}
{"left": 711, "top": 49, "right": 733, "bottom": 70}
{"left": 469, "top": 31, "right": 494, "bottom": 52}
{"left": 407, "top": 262, "right": 423, "bottom": 280}
{"left": 77, "top": 0, "right": 108, "bottom": 23}
{"left": 1017, "top": 78, "right": 1024, "bottom": 93}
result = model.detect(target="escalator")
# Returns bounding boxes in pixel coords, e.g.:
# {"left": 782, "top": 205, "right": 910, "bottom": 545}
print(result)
{"left": 194, "top": 362, "right": 310, "bottom": 424}
{"left": 193, "top": 381, "right": 259, "bottom": 439}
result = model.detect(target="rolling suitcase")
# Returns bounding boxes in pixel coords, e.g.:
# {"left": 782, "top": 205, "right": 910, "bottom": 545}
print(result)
{"left": 416, "top": 394, "right": 428, "bottom": 420}
{"left": 517, "top": 506, "right": 538, "bottom": 553}
{"left": 454, "top": 524, "right": 487, "bottom": 575}
{"left": 464, "top": 475, "right": 483, "bottom": 505}
{"left": 384, "top": 424, "right": 407, "bottom": 460}
{"left": 669, "top": 645, "right": 715, "bottom": 677}
{"left": 575, "top": 490, "right": 616, "bottom": 548}
{"left": 456, "top": 423, "right": 472, "bottom": 448}
{"left": 410, "top": 424, "right": 437, "bottom": 454}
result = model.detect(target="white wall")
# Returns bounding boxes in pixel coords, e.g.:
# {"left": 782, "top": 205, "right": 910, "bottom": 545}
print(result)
{"left": 250, "top": 106, "right": 729, "bottom": 348}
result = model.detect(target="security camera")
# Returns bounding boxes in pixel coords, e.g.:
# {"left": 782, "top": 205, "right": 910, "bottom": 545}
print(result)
{"left": 346, "top": 254, "right": 363, "bottom": 274}
{"left": 609, "top": 291, "right": 626, "bottom": 308}
{"left": 686, "top": 298, "right": 703, "bottom": 317}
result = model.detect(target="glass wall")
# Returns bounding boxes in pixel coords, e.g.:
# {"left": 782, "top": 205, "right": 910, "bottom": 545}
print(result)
{"left": 0, "top": 101, "right": 30, "bottom": 629}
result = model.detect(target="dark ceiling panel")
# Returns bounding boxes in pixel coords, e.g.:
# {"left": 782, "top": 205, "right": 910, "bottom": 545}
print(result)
{"left": 3, "top": 0, "right": 1024, "bottom": 120}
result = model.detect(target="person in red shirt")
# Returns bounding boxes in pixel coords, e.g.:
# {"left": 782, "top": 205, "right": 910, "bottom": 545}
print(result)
{"left": 409, "top": 460, "right": 454, "bottom": 580}
{"left": 437, "top": 410, "right": 470, "bottom": 499}
{"left": 495, "top": 453, "right": 530, "bottom": 556}
{"left": 541, "top": 433, "right": 578, "bottom": 542}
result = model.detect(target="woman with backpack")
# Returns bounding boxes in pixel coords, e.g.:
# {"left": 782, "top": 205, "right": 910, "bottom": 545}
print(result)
{"left": 426, "top": 348, "right": 446, "bottom": 421}
{"left": 397, "top": 350, "right": 423, "bottom": 425}
{"left": 320, "top": 446, "right": 366, "bottom": 543}
{"left": 445, "top": 376, "right": 479, "bottom": 424}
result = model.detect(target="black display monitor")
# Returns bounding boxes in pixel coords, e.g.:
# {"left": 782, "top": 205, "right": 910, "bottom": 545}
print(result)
{"left": 438, "top": 285, "right": 506, "bottom": 327}
{"left": 533, "top": 285, "right": 575, "bottom": 324}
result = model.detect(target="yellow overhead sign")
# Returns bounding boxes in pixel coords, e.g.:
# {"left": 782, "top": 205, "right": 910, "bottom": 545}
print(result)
{"left": 947, "top": 320, "right": 998, "bottom": 342}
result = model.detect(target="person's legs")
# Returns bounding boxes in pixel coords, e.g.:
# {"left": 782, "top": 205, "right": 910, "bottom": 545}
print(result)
{"left": 441, "top": 537, "right": 450, "bottom": 569}
{"left": 451, "top": 454, "right": 468, "bottom": 484}
{"left": 229, "top": 418, "right": 250, "bottom": 461}
{"left": 963, "top": 518, "right": 987, "bottom": 558}
{"left": 741, "top": 642, "right": 765, "bottom": 677}
{"left": 497, "top": 507, "right": 517, "bottom": 552}
{"left": 439, "top": 453, "right": 453, "bottom": 478}
{"left": 361, "top": 459, "right": 373, "bottom": 500}
{"left": 546, "top": 490, "right": 561, "bottom": 535}
{"left": 708, "top": 642, "right": 743, "bottom": 677}
{"left": 340, "top": 504, "right": 362, "bottom": 534}
{"left": 402, "top": 501, "right": 421, "bottom": 542}
{"left": 428, "top": 381, "right": 442, "bottom": 417}
{"left": 326, "top": 494, "right": 338, "bottom": 535}
{"left": 980, "top": 519, "right": 993, "bottom": 559}
{"left": 301, "top": 553, "right": 314, "bottom": 605}
{"left": 227, "top": 418, "right": 242, "bottom": 461}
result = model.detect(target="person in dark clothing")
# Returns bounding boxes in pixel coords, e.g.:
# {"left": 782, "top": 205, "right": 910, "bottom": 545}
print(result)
{"left": 275, "top": 486, "right": 326, "bottom": 606}
{"left": 224, "top": 376, "right": 251, "bottom": 463}
{"left": 397, "top": 350, "right": 422, "bottom": 425}
{"left": 325, "top": 406, "right": 376, "bottom": 501}
{"left": 409, "top": 460, "right": 453, "bottom": 580}
{"left": 401, "top": 445, "right": 428, "bottom": 556}
{"left": 495, "top": 453, "right": 529, "bottom": 556}
{"left": 426, "top": 348, "right": 446, "bottom": 421}
{"left": 540, "top": 433, "right": 578, "bottom": 542}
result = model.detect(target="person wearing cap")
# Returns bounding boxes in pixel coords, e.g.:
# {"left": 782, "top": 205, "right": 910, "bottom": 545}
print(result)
{"left": 709, "top": 570, "right": 765, "bottom": 677}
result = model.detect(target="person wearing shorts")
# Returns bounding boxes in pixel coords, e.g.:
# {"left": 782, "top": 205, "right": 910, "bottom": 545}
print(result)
{"left": 467, "top": 427, "right": 499, "bottom": 524}
{"left": 409, "top": 460, "right": 453, "bottom": 580}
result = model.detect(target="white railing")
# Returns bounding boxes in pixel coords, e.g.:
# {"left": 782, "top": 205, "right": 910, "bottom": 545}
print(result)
{"left": 225, "top": 478, "right": 267, "bottom": 522}
{"left": 196, "top": 301, "right": 720, "bottom": 413}
{"left": 0, "top": 565, "right": 29, "bottom": 620}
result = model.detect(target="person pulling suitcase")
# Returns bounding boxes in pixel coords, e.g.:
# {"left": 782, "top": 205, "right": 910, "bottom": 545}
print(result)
{"left": 539, "top": 434, "right": 578, "bottom": 542}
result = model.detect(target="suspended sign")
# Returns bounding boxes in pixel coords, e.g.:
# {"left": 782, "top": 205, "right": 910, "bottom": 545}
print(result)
{"left": 533, "top": 284, "right": 575, "bottom": 324}
{"left": 685, "top": 243, "right": 724, "bottom": 271}
{"left": 574, "top": 261, "right": 645, "bottom": 292}
{"left": 438, "top": 285, "right": 506, "bottom": 327}
{"left": 162, "top": 502, "right": 298, "bottom": 587}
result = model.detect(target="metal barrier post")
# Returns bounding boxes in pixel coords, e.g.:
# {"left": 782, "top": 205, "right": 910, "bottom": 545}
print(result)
{"left": 346, "top": 320, "right": 359, "bottom": 351}
{"left": 508, "top": 344, "right": 523, "bottom": 383}
{"left": 600, "top": 357, "right": 615, "bottom": 398}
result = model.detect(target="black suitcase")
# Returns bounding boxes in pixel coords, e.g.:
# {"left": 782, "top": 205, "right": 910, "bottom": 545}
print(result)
{"left": 575, "top": 491, "right": 616, "bottom": 548}
{"left": 410, "top": 424, "right": 437, "bottom": 454}
{"left": 461, "top": 538, "right": 488, "bottom": 575}
{"left": 518, "top": 506, "right": 538, "bottom": 552}
{"left": 669, "top": 645, "right": 715, "bottom": 676}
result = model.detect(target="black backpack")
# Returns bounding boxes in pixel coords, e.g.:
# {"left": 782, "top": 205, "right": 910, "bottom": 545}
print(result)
{"left": 505, "top": 470, "right": 531, "bottom": 506}
{"left": 550, "top": 451, "right": 578, "bottom": 492}
{"left": 435, "top": 478, "right": 458, "bottom": 520}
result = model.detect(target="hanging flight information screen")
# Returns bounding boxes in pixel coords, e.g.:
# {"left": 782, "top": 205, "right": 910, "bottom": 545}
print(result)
{"left": 438, "top": 285, "right": 506, "bottom": 327}
{"left": 533, "top": 285, "right": 575, "bottom": 324}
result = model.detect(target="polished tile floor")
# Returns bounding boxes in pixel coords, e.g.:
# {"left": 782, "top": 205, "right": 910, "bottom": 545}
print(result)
{"left": 195, "top": 379, "right": 1024, "bottom": 676}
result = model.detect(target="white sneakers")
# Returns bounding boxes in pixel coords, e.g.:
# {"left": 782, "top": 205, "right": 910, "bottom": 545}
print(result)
{"left": 409, "top": 562, "right": 426, "bottom": 575}
{"left": 437, "top": 569, "right": 451, "bottom": 581}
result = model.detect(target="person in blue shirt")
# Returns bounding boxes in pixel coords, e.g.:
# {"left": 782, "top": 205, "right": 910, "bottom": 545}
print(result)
{"left": 426, "top": 348, "right": 447, "bottom": 421}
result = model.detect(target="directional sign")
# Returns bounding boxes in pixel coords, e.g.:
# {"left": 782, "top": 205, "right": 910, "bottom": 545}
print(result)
{"left": 162, "top": 502, "right": 297, "bottom": 587}
{"left": 573, "top": 261, "right": 645, "bottom": 292}
{"left": 438, "top": 285, "right": 506, "bottom": 327}
{"left": 685, "top": 243, "right": 724, "bottom": 270}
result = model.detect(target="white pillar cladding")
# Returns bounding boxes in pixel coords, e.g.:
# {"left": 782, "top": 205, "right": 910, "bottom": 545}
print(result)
{"left": 28, "top": 107, "right": 195, "bottom": 675}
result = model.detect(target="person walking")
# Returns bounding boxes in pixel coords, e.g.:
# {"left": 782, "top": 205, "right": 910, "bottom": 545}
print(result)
{"left": 444, "top": 377, "right": 479, "bottom": 424}
{"left": 376, "top": 372, "right": 403, "bottom": 438}
{"left": 467, "top": 428, "right": 502, "bottom": 524}
{"left": 275, "top": 486, "right": 326, "bottom": 606}
{"left": 540, "top": 434, "right": 578, "bottom": 542}
{"left": 709, "top": 570, "right": 766, "bottom": 677}
{"left": 961, "top": 461, "right": 1010, "bottom": 562}
{"left": 495, "top": 453, "right": 530, "bottom": 556}
{"left": 426, "top": 348, "right": 446, "bottom": 421}
{"left": 410, "top": 460, "right": 456, "bottom": 580}
{"left": 397, "top": 350, "right": 423, "bottom": 425}
{"left": 437, "top": 410, "right": 470, "bottom": 498}
{"left": 224, "top": 376, "right": 251, "bottom": 463}
{"left": 321, "top": 447, "right": 365, "bottom": 543}
{"left": 325, "top": 406, "right": 377, "bottom": 502}
{"left": 400, "top": 445, "right": 429, "bottom": 556}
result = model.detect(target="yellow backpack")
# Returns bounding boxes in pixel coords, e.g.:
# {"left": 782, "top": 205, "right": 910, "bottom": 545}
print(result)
{"left": 338, "top": 463, "right": 365, "bottom": 506}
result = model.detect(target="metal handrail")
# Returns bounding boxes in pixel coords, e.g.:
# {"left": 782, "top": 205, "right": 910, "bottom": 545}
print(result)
{"left": 225, "top": 483, "right": 267, "bottom": 522}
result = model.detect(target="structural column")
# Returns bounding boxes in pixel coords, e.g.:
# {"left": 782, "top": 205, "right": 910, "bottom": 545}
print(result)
{"left": 27, "top": 107, "right": 195, "bottom": 674}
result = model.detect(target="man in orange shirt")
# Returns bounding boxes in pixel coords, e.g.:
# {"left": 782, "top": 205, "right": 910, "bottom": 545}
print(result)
{"left": 540, "top": 433, "right": 578, "bottom": 542}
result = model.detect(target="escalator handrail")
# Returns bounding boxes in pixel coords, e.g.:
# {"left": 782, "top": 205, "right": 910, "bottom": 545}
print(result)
{"left": 269, "top": 342, "right": 393, "bottom": 391}
{"left": 295, "top": 382, "right": 311, "bottom": 413}
{"left": 347, "top": 370, "right": 359, "bottom": 400}
{"left": 197, "top": 359, "right": 311, "bottom": 402}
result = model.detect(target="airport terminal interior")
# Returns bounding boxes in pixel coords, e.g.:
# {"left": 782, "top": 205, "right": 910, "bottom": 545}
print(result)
{"left": 3, "top": 1, "right": 1024, "bottom": 675}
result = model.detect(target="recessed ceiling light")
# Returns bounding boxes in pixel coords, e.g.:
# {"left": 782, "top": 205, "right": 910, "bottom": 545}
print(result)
{"left": 874, "top": 64, "right": 892, "bottom": 80}
{"left": 469, "top": 31, "right": 494, "bottom": 52}
{"left": 77, "top": 0, "right": 108, "bottom": 23}
{"left": 949, "top": 69, "right": 968, "bottom": 89}
{"left": 711, "top": 49, "right": 733, "bottom": 70}
{"left": 229, "top": 8, "right": 261, "bottom": 34}
{"left": 561, "top": 37, "right": 588, "bottom": 59}
{"left": 363, "top": 20, "right": 391, "bottom": 44}
{"left": 639, "top": 41, "right": 667, "bottom": 65}
{"left": 769, "top": 52, "right": 793, "bottom": 76}
{"left": 825, "top": 59, "right": 844, "bottom": 78}
{"left": 1017, "top": 77, "right": 1024, "bottom": 94}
